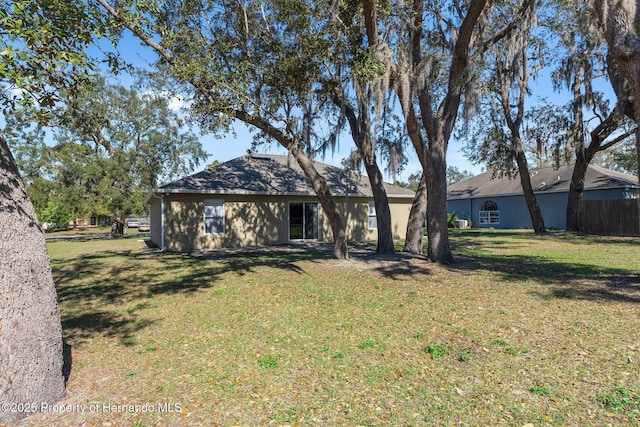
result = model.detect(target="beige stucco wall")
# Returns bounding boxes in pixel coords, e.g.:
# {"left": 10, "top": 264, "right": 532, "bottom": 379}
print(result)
{"left": 150, "top": 193, "right": 414, "bottom": 252}
{"left": 148, "top": 196, "right": 162, "bottom": 248}
{"left": 332, "top": 197, "right": 413, "bottom": 242}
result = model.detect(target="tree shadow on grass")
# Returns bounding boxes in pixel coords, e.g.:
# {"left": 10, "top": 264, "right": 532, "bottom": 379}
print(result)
{"left": 53, "top": 243, "right": 340, "bottom": 383}
{"left": 52, "top": 245, "right": 337, "bottom": 346}
{"left": 61, "top": 310, "right": 155, "bottom": 346}
{"left": 450, "top": 253, "right": 640, "bottom": 304}
{"left": 347, "top": 247, "right": 435, "bottom": 280}
{"left": 447, "top": 230, "right": 640, "bottom": 303}
{"left": 450, "top": 228, "right": 640, "bottom": 250}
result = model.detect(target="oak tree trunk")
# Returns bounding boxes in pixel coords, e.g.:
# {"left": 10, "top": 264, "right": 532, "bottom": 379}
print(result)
{"left": 594, "top": 0, "right": 640, "bottom": 188}
{"left": 0, "top": 133, "right": 66, "bottom": 423}
{"left": 566, "top": 103, "right": 628, "bottom": 232}
{"left": 236, "top": 111, "right": 349, "bottom": 260}
{"left": 566, "top": 151, "right": 589, "bottom": 232}
{"left": 514, "top": 150, "right": 546, "bottom": 234}
{"left": 288, "top": 144, "right": 349, "bottom": 259}
{"left": 403, "top": 173, "right": 427, "bottom": 254}
{"left": 358, "top": 2, "right": 395, "bottom": 255}
{"left": 333, "top": 83, "right": 395, "bottom": 254}
{"left": 362, "top": 154, "right": 395, "bottom": 254}
{"left": 566, "top": 67, "right": 587, "bottom": 233}
{"left": 110, "top": 214, "right": 125, "bottom": 239}
{"left": 424, "top": 146, "right": 453, "bottom": 263}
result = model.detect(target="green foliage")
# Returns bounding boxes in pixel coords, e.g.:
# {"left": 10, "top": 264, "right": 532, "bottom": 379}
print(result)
{"left": 424, "top": 344, "right": 447, "bottom": 359}
{"left": 358, "top": 339, "right": 376, "bottom": 350}
{"left": 595, "top": 138, "right": 639, "bottom": 175}
{"left": 396, "top": 171, "right": 422, "bottom": 191}
{"left": 8, "top": 76, "right": 206, "bottom": 226}
{"left": 505, "top": 346, "right": 519, "bottom": 355}
{"left": 530, "top": 384, "right": 552, "bottom": 397}
{"left": 39, "top": 199, "right": 72, "bottom": 227}
{"left": 447, "top": 212, "right": 459, "bottom": 229}
{"left": 596, "top": 386, "right": 640, "bottom": 412}
{"left": 352, "top": 49, "right": 388, "bottom": 83}
{"left": 0, "top": 0, "right": 102, "bottom": 119}
{"left": 447, "top": 166, "right": 473, "bottom": 185}
{"left": 257, "top": 355, "right": 279, "bottom": 369}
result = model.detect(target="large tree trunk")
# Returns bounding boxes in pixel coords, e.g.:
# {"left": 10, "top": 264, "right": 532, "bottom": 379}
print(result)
{"left": 594, "top": 0, "right": 640, "bottom": 187}
{"left": 357, "top": 0, "right": 395, "bottom": 254}
{"left": 403, "top": 173, "right": 427, "bottom": 254}
{"left": 110, "top": 213, "right": 125, "bottom": 238}
{"left": 363, "top": 160, "right": 395, "bottom": 254}
{"left": 0, "top": 133, "right": 66, "bottom": 423}
{"left": 395, "top": 80, "right": 427, "bottom": 255}
{"left": 514, "top": 149, "right": 546, "bottom": 234}
{"left": 288, "top": 143, "right": 349, "bottom": 259}
{"left": 566, "top": 105, "right": 628, "bottom": 232}
{"left": 566, "top": 68, "right": 587, "bottom": 233}
{"left": 566, "top": 151, "right": 589, "bottom": 232}
{"left": 332, "top": 83, "right": 395, "bottom": 254}
{"left": 424, "top": 144, "right": 453, "bottom": 263}
{"left": 404, "top": 0, "right": 488, "bottom": 263}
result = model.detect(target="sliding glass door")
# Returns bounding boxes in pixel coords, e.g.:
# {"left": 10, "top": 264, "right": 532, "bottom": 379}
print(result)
{"left": 289, "top": 202, "right": 319, "bottom": 240}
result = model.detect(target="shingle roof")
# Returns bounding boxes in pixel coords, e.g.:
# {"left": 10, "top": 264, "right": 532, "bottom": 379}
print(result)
{"left": 447, "top": 164, "right": 638, "bottom": 200}
{"left": 156, "top": 153, "right": 415, "bottom": 198}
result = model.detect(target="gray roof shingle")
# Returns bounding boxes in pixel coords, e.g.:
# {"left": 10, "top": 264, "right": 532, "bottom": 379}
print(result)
{"left": 156, "top": 153, "right": 415, "bottom": 198}
{"left": 447, "top": 164, "right": 638, "bottom": 200}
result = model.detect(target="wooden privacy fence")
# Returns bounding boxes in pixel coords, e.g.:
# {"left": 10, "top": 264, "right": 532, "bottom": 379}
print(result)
{"left": 580, "top": 199, "right": 640, "bottom": 237}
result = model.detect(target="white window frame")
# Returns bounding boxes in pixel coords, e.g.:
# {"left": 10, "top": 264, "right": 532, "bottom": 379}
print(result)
{"left": 204, "top": 199, "right": 225, "bottom": 234}
{"left": 479, "top": 200, "right": 500, "bottom": 225}
{"left": 479, "top": 210, "right": 500, "bottom": 225}
{"left": 368, "top": 201, "right": 377, "bottom": 230}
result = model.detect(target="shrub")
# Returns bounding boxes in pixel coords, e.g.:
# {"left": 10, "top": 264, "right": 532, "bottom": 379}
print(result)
{"left": 447, "top": 212, "right": 459, "bottom": 228}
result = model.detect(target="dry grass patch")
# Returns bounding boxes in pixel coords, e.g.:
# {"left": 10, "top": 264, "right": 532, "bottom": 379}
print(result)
{"left": 9, "top": 231, "right": 640, "bottom": 426}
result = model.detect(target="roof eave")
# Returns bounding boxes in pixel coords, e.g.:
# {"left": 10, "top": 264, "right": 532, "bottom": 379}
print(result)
{"left": 447, "top": 184, "right": 639, "bottom": 201}
{"left": 152, "top": 188, "right": 415, "bottom": 199}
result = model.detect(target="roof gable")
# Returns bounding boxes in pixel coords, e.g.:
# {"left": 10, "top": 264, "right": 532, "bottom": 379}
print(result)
{"left": 156, "top": 154, "right": 415, "bottom": 198}
{"left": 447, "top": 164, "right": 638, "bottom": 200}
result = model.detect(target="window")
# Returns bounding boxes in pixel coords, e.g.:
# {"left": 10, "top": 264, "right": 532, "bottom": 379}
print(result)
{"left": 479, "top": 200, "right": 500, "bottom": 225}
{"left": 368, "top": 202, "right": 377, "bottom": 230}
{"left": 289, "top": 202, "right": 319, "bottom": 240}
{"left": 204, "top": 199, "right": 224, "bottom": 234}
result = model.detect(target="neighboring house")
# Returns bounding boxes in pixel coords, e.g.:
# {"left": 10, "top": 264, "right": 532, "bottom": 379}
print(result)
{"left": 447, "top": 164, "right": 639, "bottom": 230}
{"left": 147, "top": 153, "right": 415, "bottom": 251}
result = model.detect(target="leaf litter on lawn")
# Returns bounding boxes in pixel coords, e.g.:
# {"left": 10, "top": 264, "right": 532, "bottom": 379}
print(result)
{"left": 10, "top": 231, "right": 640, "bottom": 426}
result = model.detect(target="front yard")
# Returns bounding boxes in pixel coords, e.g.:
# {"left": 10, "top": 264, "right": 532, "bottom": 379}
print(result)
{"left": 12, "top": 230, "right": 640, "bottom": 426}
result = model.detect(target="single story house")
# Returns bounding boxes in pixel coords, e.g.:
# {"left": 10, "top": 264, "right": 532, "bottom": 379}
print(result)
{"left": 447, "top": 164, "right": 639, "bottom": 230}
{"left": 147, "top": 153, "right": 415, "bottom": 251}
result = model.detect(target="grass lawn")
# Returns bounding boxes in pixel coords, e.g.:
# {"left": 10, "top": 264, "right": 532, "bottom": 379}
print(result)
{"left": 45, "top": 225, "right": 148, "bottom": 237}
{"left": 13, "top": 230, "right": 640, "bottom": 426}
{"left": 44, "top": 226, "right": 113, "bottom": 236}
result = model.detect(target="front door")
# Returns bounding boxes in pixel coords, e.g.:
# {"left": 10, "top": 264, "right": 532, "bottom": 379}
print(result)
{"left": 289, "top": 202, "right": 319, "bottom": 240}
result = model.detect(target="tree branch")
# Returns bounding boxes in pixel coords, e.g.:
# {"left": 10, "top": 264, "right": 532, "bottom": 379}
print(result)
{"left": 330, "top": 86, "right": 360, "bottom": 146}
{"left": 599, "top": 127, "right": 637, "bottom": 152}
{"left": 362, "top": 0, "right": 379, "bottom": 48}
{"left": 470, "top": 0, "right": 534, "bottom": 62}
{"left": 436, "top": 0, "right": 488, "bottom": 142}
